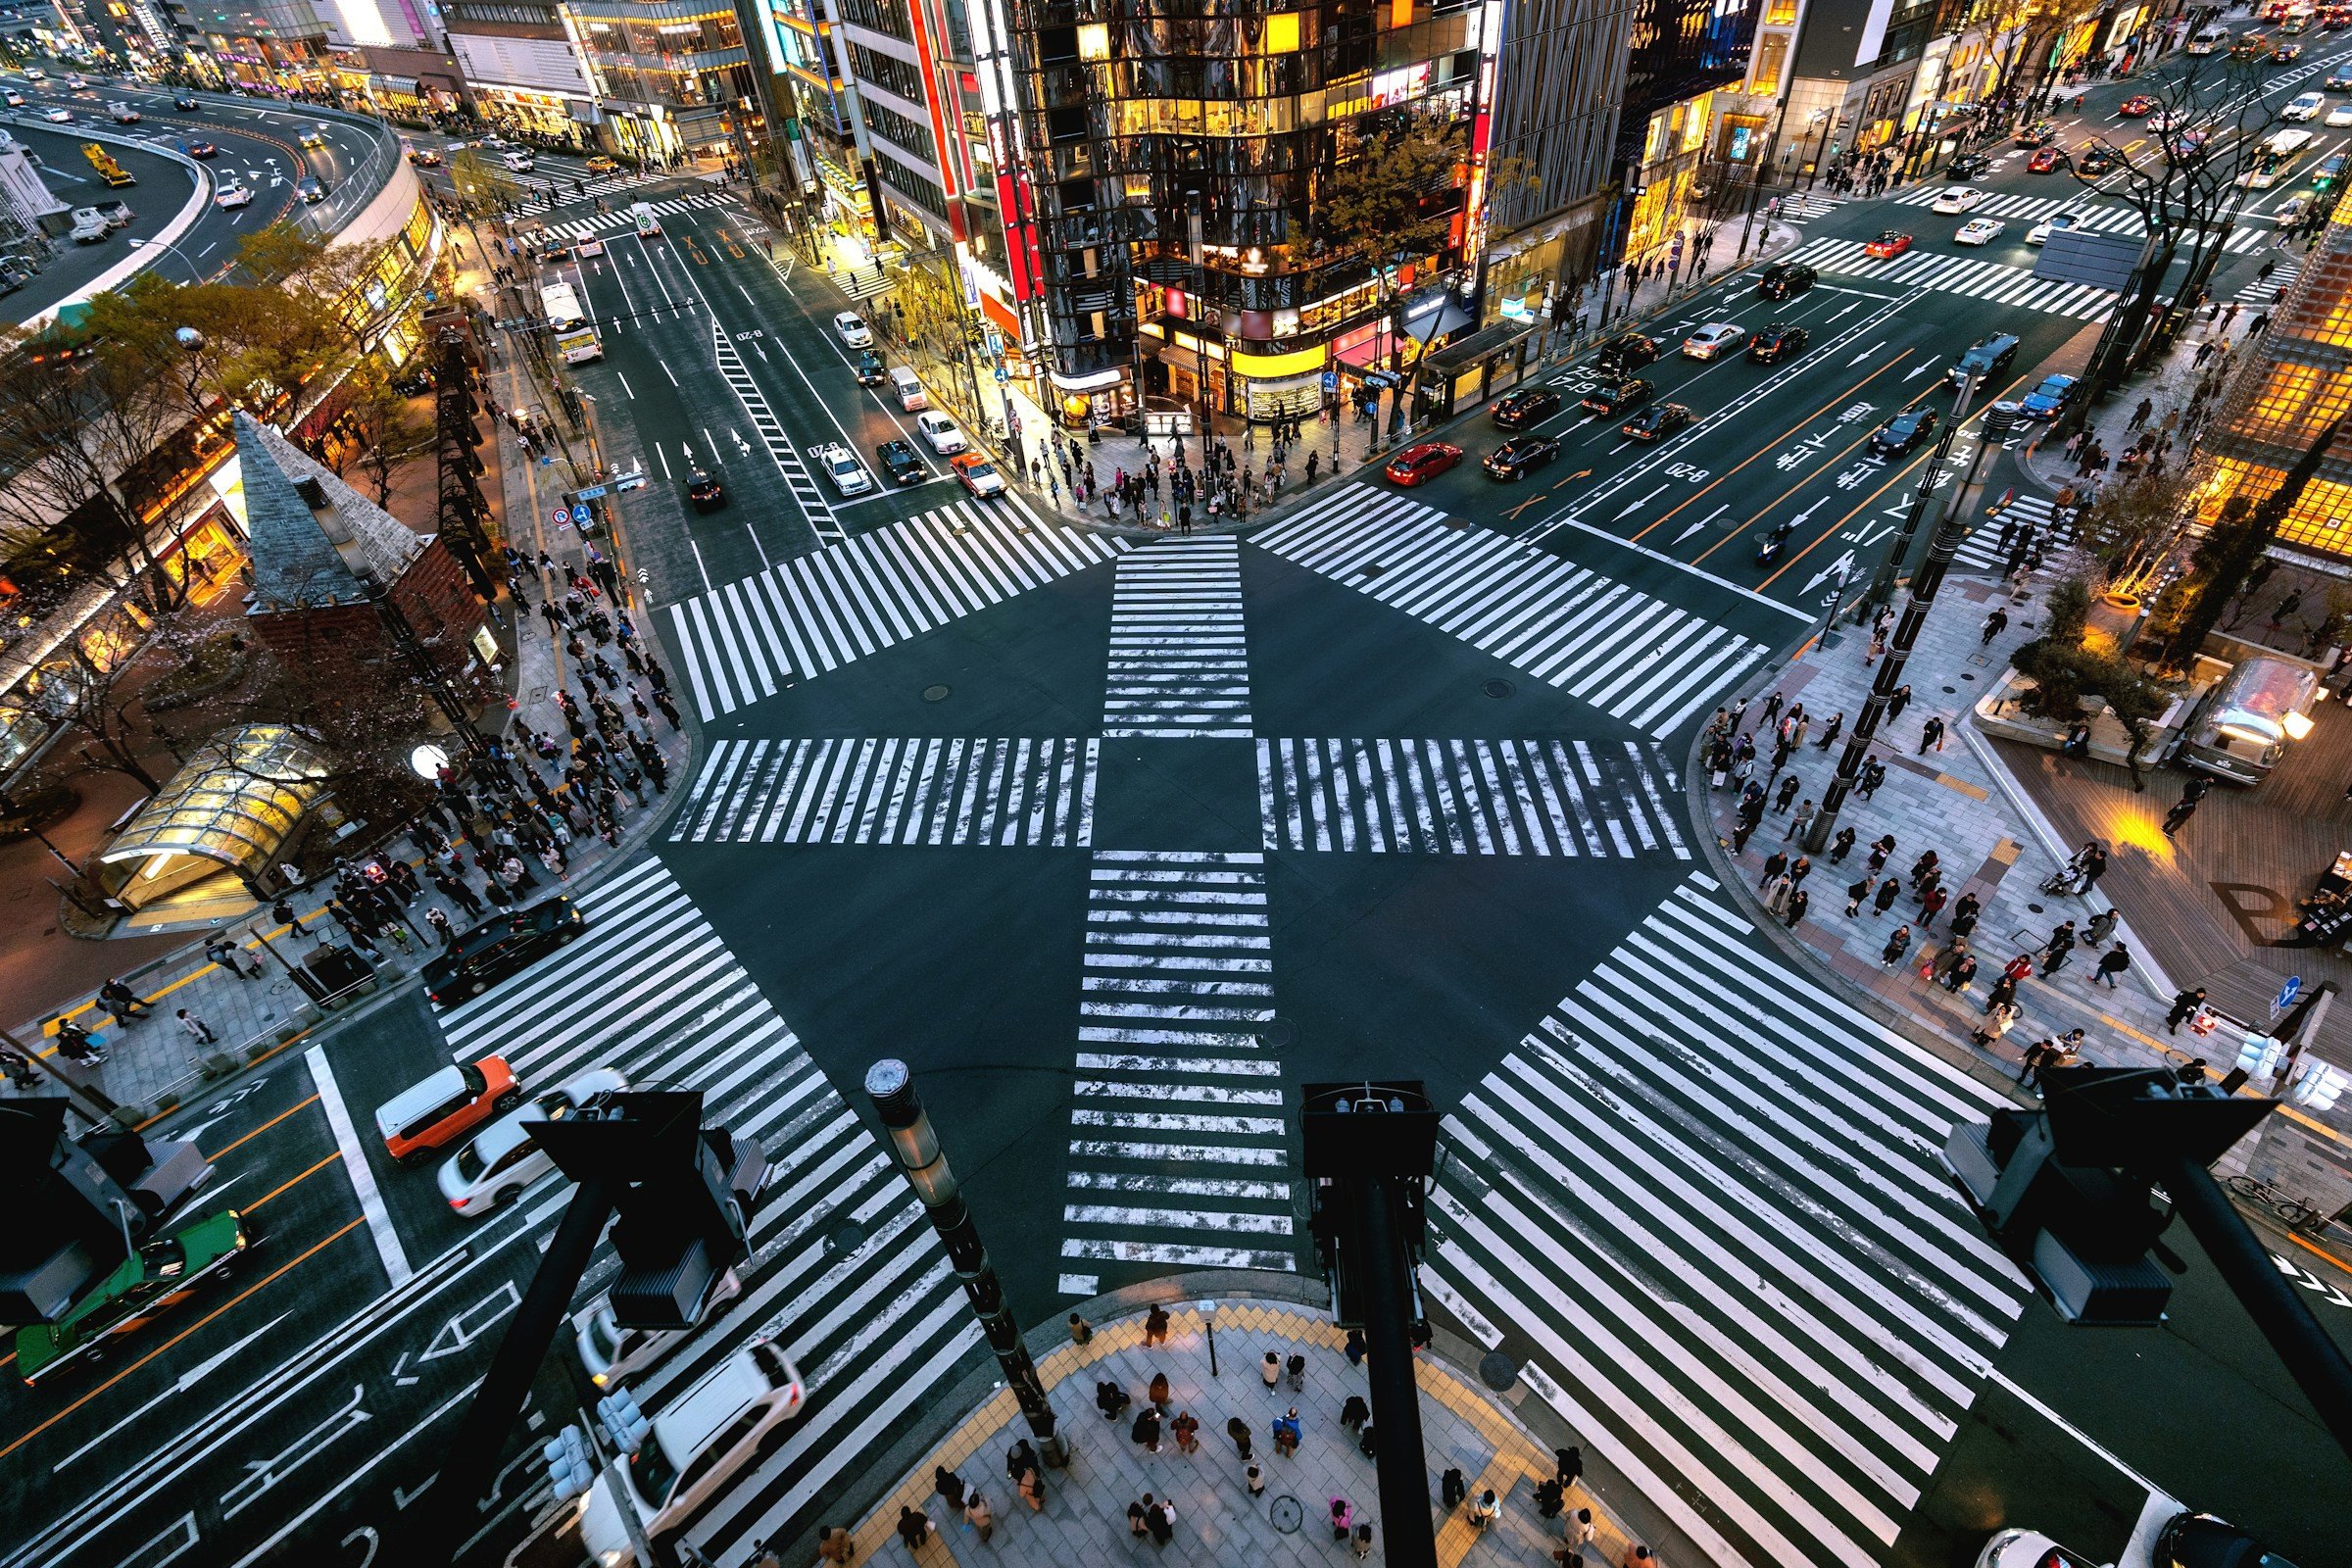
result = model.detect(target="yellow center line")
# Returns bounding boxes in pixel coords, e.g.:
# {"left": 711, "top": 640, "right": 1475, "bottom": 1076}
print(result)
{"left": 0, "top": 1216, "right": 365, "bottom": 1462}
{"left": 246, "top": 1152, "right": 343, "bottom": 1213}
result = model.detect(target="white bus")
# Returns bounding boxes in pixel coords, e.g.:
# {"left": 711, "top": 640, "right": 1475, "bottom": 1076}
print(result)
{"left": 631, "top": 200, "right": 661, "bottom": 238}
{"left": 539, "top": 280, "right": 601, "bottom": 364}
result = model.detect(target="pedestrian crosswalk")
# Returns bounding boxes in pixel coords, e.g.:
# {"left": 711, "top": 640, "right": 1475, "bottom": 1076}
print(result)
{"left": 1887, "top": 187, "right": 2269, "bottom": 253}
{"left": 663, "top": 505, "right": 1129, "bottom": 721}
{"left": 712, "top": 321, "right": 835, "bottom": 538}
{"left": 436, "top": 858, "right": 978, "bottom": 1565}
{"left": 2234, "top": 258, "right": 2301, "bottom": 304}
{"left": 1252, "top": 486, "right": 1766, "bottom": 739}
{"left": 1103, "top": 539, "right": 1253, "bottom": 739}
{"left": 828, "top": 265, "right": 895, "bottom": 302}
{"left": 670, "top": 735, "right": 1100, "bottom": 847}
{"left": 1786, "top": 236, "right": 2120, "bottom": 319}
{"left": 1059, "top": 850, "right": 1295, "bottom": 1295}
{"left": 511, "top": 169, "right": 666, "bottom": 216}
{"left": 1255, "top": 737, "right": 1690, "bottom": 858}
{"left": 1420, "top": 876, "right": 2027, "bottom": 1568}
{"left": 1776, "top": 192, "right": 1846, "bottom": 222}
{"left": 536, "top": 191, "right": 733, "bottom": 243}
{"left": 1957, "top": 493, "right": 2075, "bottom": 574}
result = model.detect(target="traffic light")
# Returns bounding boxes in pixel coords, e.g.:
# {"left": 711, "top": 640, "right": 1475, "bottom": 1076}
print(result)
{"left": 544, "top": 1425, "right": 594, "bottom": 1502}
{"left": 596, "top": 1387, "right": 650, "bottom": 1454}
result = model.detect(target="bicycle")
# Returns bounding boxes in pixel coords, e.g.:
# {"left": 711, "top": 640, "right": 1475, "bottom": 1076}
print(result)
{"left": 2227, "top": 1173, "right": 2322, "bottom": 1231}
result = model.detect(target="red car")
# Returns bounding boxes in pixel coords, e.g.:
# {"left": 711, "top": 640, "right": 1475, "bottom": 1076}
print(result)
{"left": 1863, "top": 230, "right": 1914, "bottom": 259}
{"left": 2119, "top": 94, "right": 2158, "bottom": 116}
{"left": 2028, "top": 147, "right": 2066, "bottom": 173}
{"left": 1384, "top": 442, "right": 1462, "bottom": 486}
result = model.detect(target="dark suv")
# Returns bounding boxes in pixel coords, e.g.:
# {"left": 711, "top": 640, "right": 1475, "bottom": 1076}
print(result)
{"left": 1754, "top": 262, "right": 1817, "bottom": 301}
{"left": 1490, "top": 387, "right": 1562, "bottom": 428}
{"left": 423, "top": 897, "right": 587, "bottom": 1006}
{"left": 1746, "top": 323, "right": 1809, "bottom": 365}
{"left": 1591, "top": 334, "right": 1660, "bottom": 377}
{"left": 1948, "top": 332, "right": 2020, "bottom": 388}
{"left": 1871, "top": 406, "right": 1940, "bottom": 455}
{"left": 1581, "top": 377, "right": 1653, "bottom": 417}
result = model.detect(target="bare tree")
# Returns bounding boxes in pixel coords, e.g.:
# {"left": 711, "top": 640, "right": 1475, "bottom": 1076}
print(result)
{"left": 1316, "top": 113, "right": 1472, "bottom": 432}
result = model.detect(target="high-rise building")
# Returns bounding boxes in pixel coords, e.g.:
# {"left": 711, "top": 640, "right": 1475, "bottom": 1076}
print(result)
{"left": 2193, "top": 199, "right": 2352, "bottom": 564}
{"left": 444, "top": 0, "right": 600, "bottom": 145}
{"left": 1609, "top": 0, "right": 1759, "bottom": 271}
{"left": 161, "top": 0, "right": 337, "bottom": 90}
{"left": 564, "top": 0, "right": 761, "bottom": 164}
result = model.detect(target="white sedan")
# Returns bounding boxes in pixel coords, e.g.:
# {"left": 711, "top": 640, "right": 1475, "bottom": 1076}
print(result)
{"left": 2285, "top": 90, "right": 2328, "bottom": 122}
{"left": 214, "top": 181, "right": 252, "bottom": 209}
{"left": 815, "top": 442, "right": 874, "bottom": 495}
{"left": 833, "top": 310, "right": 873, "bottom": 348}
{"left": 2328, "top": 104, "right": 2352, "bottom": 126}
{"left": 41, "top": 106, "right": 70, "bottom": 122}
{"left": 2025, "top": 212, "right": 2078, "bottom": 245}
{"left": 436, "top": 1066, "right": 626, "bottom": 1216}
{"left": 1931, "top": 186, "right": 1986, "bottom": 214}
{"left": 1681, "top": 322, "right": 1746, "bottom": 360}
{"left": 576, "top": 235, "right": 606, "bottom": 257}
{"left": 1955, "top": 217, "right": 2007, "bottom": 246}
{"left": 914, "top": 410, "right": 965, "bottom": 454}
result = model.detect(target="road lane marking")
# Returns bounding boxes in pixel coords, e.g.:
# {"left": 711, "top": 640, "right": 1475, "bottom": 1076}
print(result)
{"left": 202, "top": 1092, "right": 320, "bottom": 1162}
{"left": 1534, "top": 514, "right": 1813, "bottom": 621}
{"left": 305, "top": 1047, "right": 412, "bottom": 1289}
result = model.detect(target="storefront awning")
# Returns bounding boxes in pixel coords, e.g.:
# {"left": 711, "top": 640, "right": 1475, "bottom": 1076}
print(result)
{"left": 1050, "top": 366, "right": 1126, "bottom": 394}
{"left": 97, "top": 724, "right": 330, "bottom": 880}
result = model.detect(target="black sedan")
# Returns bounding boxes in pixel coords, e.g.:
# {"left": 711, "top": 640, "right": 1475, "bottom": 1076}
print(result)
{"left": 1746, "top": 323, "right": 1809, "bottom": 365}
{"left": 878, "top": 437, "right": 926, "bottom": 485}
{"left": 182, "top": 138, "right": 216, "bottom": 159}
{"left": 1581, "top": 377, "right": 1653, "bottom": 417}
{"left": 2077, "top": 145, "right": 2120, "bottom": 175}
{"left": 1947, "top": 152, "right": 1994, "bottom": 178}
{"left": 1591, "top": 333, "right": 1660, "bottom": 376}
{"left": 688, "top": 468, "right": 727, "bottom": 512}
{"left": 1621, "top": 402, "right": 1694, "bottom": 443}
{"left": 1491, "top": 387, "right": 1562, "bottom": 429}
{"left": 1870, "top": 406, "right": 1940, "bottom": 455}
{"left": 1483, "top": 433, "right": 1562, "bottom": 480}
{"left": 422, "top": 897, "right": 587, "bottom": 1007}
{"left": 1754, "top": 261, "right": 1817, "bottom": 301}
{"left": 853, "top": 350, "right": 888, "bottom": 386}
{"left": 173, "top": 94, "right": 199, "bottom": 110}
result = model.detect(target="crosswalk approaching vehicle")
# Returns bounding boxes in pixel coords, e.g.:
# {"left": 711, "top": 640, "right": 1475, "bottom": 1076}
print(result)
{"left": 1102, "top": 538, "right": 1253, "bottom": 738}
{"left": 1420, "top": 876, "right": 2027, "bottom": 1568}
{"left": 671, "top": 735, "right": 1100, "bottom": 847}
{"left": 536, "top": 191, "right": 733, "bottom": 243}
{"left": 1255, "top": 737, "right": 1690, "bottom": 858}
{"left": 436, "top": 858, "right": 978, "bottom": 1565}
{"left": 663, "top": 505, "right": 1129, "bottom": 721}
{"left": 1252, "top": 486, "right": 1765, "bottom": 738}
{"left": 1059, "top": 851, "right": 1295, "bottom": 1296}
{"left": 1786, "top": 236, "right": 2120, "bottom": 319}
{"left": 1888, "top": 187, "right": 2269, "bottom": 253}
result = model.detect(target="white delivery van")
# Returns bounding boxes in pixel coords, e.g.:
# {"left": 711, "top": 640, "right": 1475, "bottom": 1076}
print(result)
{"left": 889, "top": 366, "right": 929, "bottom": 411}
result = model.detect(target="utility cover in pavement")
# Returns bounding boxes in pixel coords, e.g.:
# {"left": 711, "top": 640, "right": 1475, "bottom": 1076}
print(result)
{"left": 2034, "top": 227, "right": 2144, "bottom": 293}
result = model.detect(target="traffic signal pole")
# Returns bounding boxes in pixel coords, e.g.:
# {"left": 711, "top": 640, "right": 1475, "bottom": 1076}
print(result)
{"left": 1350, "top": 1174, "right": 1439, "bottom": 1567}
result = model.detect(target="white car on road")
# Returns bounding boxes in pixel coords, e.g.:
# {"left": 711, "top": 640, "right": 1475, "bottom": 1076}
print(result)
{"left": 2025, "top": 211, "right": 2078, "bottom": 245}
{"left": 1681, "top": 322, "right": 1745, "bottom": 360}
{"left": 41, "top": 106, "right": 70, "bottom": 122}
{"left": 2285, "top": 90, "right": 2328, "bottom": 122}
{"left": 576, "top": 235, "right": 605, "bottom": 257}
{"left": 2328, "top": 104, "right": 2352, "bottom": 126}
{"left": 435, "top": 1066, "right": 626, "bottom": 1216}
{"left": 815, "top": 442, "right": 874, "bottom": 495}
{"left": 1931, "top": 186, "right": 1986, "bottom": 214}
{"left": 1955, "top": 217, "right": 2006, "bottom": 245}
{"left": 914, "top": 410, "right": 966, "bottom": 454}
{"left": 833, "top": 310, "right": 873, "bottom": 348}
{"left": 214, "top": 180, "right": 252, "bottom": 209}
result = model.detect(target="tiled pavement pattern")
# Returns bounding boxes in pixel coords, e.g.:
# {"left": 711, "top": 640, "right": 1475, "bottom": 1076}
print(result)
{"left": 833, "top": 1301, "right": 1639, "bottom": 1568}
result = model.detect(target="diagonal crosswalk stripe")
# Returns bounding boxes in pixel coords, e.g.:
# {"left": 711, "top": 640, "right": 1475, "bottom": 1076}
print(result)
{"left": 1252, "top": 486, "right": 1765, "bottom": 738}
{"left": 1058, "top": 851, "right": 1295, "bottom": 1295}
{"left": 662, "top": 506, "right": 1129, "bottom": 722}
{"left": 1103, "top": 538, "right": 1253, "bottom": 738}
{"left": 431, "top": 858, "right": 977, "bottom": 1564}
{"left": 668, "top": 736, "right": 1100, "bottom": 847}
{"left": 1423, "top": 874, "right": 2028, "bottom": 1568}
{"left": 1785, "top": 236, "right": 2119, "bottom": 319}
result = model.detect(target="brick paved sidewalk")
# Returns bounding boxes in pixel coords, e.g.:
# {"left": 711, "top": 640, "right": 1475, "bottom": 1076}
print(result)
{"left": 804, "top": 1300, "right": 1643, "bottom": 1568}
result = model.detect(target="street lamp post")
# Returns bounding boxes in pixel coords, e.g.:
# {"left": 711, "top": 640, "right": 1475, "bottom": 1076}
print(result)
{"left": 864, "top": 1059, "right": 1068, "bottom": 1466}
{"left": 126, "top": 233, "right": 206, "bottom": 282}
{"left": 1804, "top": 110, "right": 1835, "bottom": 191}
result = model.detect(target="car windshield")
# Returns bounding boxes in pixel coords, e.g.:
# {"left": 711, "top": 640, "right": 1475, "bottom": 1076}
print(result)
{"left": 455, "top": 1139, "right": 488, "bottom": 1183}
{"left": 630, "top": 1437, "right": 683, "bottom": 1508}
{"left": 588, "top": 1309, "right": 626, "bottom": 1362}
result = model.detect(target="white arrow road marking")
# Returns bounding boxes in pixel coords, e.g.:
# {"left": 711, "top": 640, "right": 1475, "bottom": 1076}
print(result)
{"left": 50, "top": 1314, "right": 291, "bottom": 1472}
{"left": 1614, "top": 483, "right": 1668, "bottom": 518}
{"left": 220, "top": 1384, "right": 370, "bottom": 1518}
{"left": 1805, "top": 548, "right": 1857, "bottom": 594}
{"left": 1675, "top": 503, "right": 1731, "bottom": 544}
{"left": 419, "top": 1280, "right": 523, "bottom": 1362}
{"left": 1847, "top": 340, "right": 1886, "bottom": 367}
{"left": 1905, "top": 362, "right": 1936, "bottom": 380}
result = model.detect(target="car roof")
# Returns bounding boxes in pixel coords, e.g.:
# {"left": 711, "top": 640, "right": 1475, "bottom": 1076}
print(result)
{"left": 657, "top": 1349, "right": 777, "bottom": 1460}
{"left": 465, "top": 1103, "right": 548, "bottom": 1169}
{"left": 377, "top": 1063, "right": 470, "bottom": 1131}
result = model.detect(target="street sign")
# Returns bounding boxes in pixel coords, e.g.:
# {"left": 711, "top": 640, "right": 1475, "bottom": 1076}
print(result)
{"left": 994, "top": 366, "right": 1007, "bottom": 383}
{"left": 2276, "top": 976, "right": 2304, "bottom": 1013}
{"left": 574, "top": 485, "right": 608, "bottom": 501}
{"left": 1321, "top": 369, "right": 1339, "bottom": 393}
{"left": 570, "top": 504, "right": 592, "bottom": 526}
{"left": 550, "top": 505, "right": 569, "bottom": 525}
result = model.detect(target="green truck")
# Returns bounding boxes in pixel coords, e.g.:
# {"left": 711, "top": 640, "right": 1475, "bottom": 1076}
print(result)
{"left": 15, "top": 1208, "right": 260, "bottom": 1385}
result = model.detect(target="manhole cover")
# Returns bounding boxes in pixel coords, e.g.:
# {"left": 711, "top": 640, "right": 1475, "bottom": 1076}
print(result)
{"left": 1960, "top": 673, "right": 1976, "bottom": 682}
{"left": 1257, "top": 1018, "right": 1297, "bottom": 1049}
{"left": 824, "top": 1216, "right": 867, "bottom": 1256}
{"left": 1269, "top": 1495, "right": 1304, "bottom": 1534}
{"left": 1941, "top": 685, "right": 1957, "bottom": 695}
{"left": 1479, "top": 1350, "right": 1520, "bottom": 1391}
{"left": 1353, "top": 563, "right": 1388, "bottom": 579}
{"left": 921, "top": 684, "right": 950, "bottom": 703}
{"left": 2026, "top": 903, "right": 2044, "bottom": 915}
{"left": 1483, "top": 678, "right": 1515, "bottom": 699}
